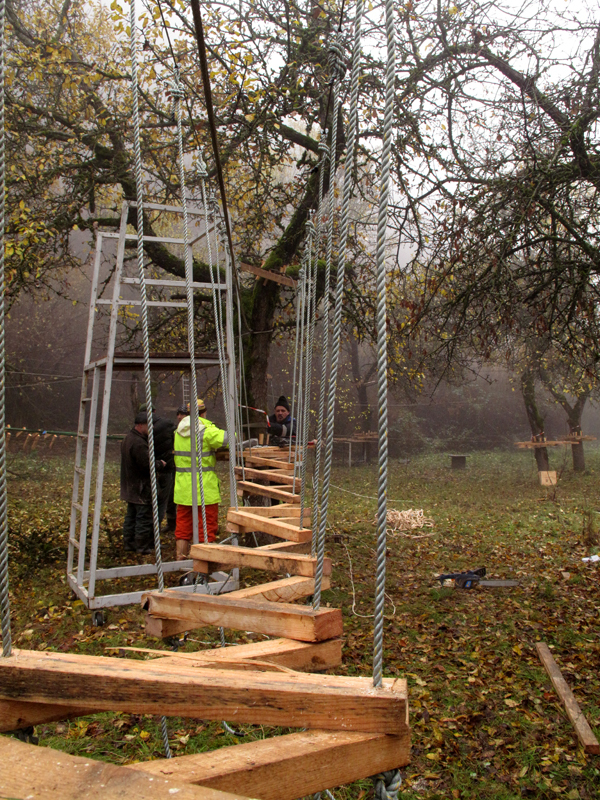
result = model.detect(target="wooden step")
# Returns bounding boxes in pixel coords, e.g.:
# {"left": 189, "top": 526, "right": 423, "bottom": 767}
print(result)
{"left": 235, "top": 466, "right": 302, "bottom": 486}
{"left": 235, "top": 505, "right": 310, "bottom": 518}
{"left": 237, "top": 481, "right": 301, "bottom": 504}
{"left": 0, "top": 733, "right": 251, "bottom": 800}
{"left": 227, "top": 509, "right": 310, "bottom": 541}
{"left": 0, "top": 649, "right": 407, "bottom": 734}
{"left": 142, "top": 590, "right": 340, "bottom": 642}
{"left": 190, "top": 543, "right": 329, "bottom": 577}
{"left": 132, "top": 728, "right": 411, "bottom": 800}
{"left": 230, "top": 574, "right": 327, "bottom": 602}
{"left": 243, "top": 455, "right": 297, "bottom": 470}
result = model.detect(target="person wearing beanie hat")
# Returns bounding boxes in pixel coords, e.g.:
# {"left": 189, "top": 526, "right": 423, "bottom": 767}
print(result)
{"left": 172, "top": 399, "right": 228, "bottom": 561}
{"left": 268, "top": 395, "right": 296, "bottom": 443}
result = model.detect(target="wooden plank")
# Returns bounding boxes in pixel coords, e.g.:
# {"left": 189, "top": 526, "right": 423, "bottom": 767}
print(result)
{"left": 235, "top": 466, "right": 302, "bottom": 486}
{"left": 228, "top": 509, "right": 311, "bottom": 541}
{"left": 0, "top": 736, "right": 249, "bottom": 800}
{"left": 237, "top": 481, "right": 300, "bottom": 504}
{"left": 143, "top": 590, "right": 341, "bottom": 642}
{"left": 238, "top": 506, "right": 310, "bottom": 518}
{"left": 190, "top": 543, "right": 329, "bottom": 577}
{"left": 259, "top": 540, "right": 311, "bottom": 554}
{"left": 131, "top": 728, "right": 410, "bottom": 800}
{"left": 227, "top": 575, "right": 328, "bottom": 602}
{"left": 535, "top": 642, "right": 600, "bottom": 754}
{"left": 0, "top": 650, "right": 406, "bottom": 734}
{"left": 243, "top": 455, "right": 296, "bottom": 470}
{"left": 143, "top": 637, "right": 342, "bottom": 672}
{"left": 0, "top": 698, "right": 92, "bottom": 732}
{"left": 239, "top": 261, "right": 297, "bottom": 289}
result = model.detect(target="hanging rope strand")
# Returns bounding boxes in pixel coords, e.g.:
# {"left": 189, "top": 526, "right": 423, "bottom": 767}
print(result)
{"left": 129, "top": 0, "right": 170, "bottom": 758}
{"left": 300, "top": 218, "right": 316, "bottom": 524}
{"left": 313, "top": 0, "right": 365, "bottom": 612}
{"left": 372, "top": 0, "right": 396, "bottom": 690}
{"left": 0, "top": 0, "right": 11, "bottom": 659}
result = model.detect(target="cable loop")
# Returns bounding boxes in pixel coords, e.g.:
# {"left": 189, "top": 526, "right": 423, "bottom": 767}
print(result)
{"left": 305, "top": 219, "right": 317, "bottom": 237}
{"left": 196, "top": 152, "right": 208, "bottom": 178}
{"left": 318, "top": 141, "right": 330, "bottom": 159}
{"left": 165, "top": 78, "right": 185, "bottom": 100}
{"left": 328, "top": 36, "right": 346, "bottom": 81}
{"left": 373, "top": 770, "right": 402, "bottom": 800}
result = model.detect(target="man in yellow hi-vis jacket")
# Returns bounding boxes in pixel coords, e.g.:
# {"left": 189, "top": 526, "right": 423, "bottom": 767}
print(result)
{"left": 173, "top": 399, "right": 228, "bottom": 561}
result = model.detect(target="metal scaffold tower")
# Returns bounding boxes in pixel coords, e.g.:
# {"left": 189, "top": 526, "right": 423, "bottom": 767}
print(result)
{"left": 66, "top": 199, "right": 239, "bottom": 611}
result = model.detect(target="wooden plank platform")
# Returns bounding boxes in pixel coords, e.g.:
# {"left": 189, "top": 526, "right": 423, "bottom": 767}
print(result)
{"left": 227, "top": 509, "right": 311, "bottom": 541}
{"left": 243, "top": 455, "right": 297, "bottom": 470}
{"left": 132, "top": 728, "right": 411, "bottom": 800}
{"left": 191, "top": 543, "right": 329, "bottom": 577}
{"left": 237, "top": 481, "right": 300, "bottom": 504}
{"left": 0, "top": 650, "right": 407, "bottom": 734}
{"left": 0, "top": 736, "right": 250, "bottom": 800}
{"left": 143, "top": 590, "right": 341, "bottom": 641}
{"left": 536, "top": 642, "right": 600, "bottom": 754}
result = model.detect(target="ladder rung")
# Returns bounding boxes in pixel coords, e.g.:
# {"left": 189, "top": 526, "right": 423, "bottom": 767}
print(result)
{"left": 69, "top": 538, "right": 80, "bottom": 549}
{"left": 81, "top": 397, "right": 92, "bottom": 403}
{"left": 72, "top": 502, "right": 83, "bottom": 512}
{"left": 74, "top": 467, "right": 85, "bottom": 475}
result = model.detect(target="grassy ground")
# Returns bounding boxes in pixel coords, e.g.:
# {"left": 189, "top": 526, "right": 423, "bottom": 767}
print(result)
{"left": 3, "top": 445, "right": 600, "bottom": 799}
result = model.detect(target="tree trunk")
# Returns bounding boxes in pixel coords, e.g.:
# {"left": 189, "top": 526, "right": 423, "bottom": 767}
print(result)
{"left": 520, "top": 369, "right": 550, "bottom": 471}
{"left": 539, "top": 371, "right": 589, "bottom": 473}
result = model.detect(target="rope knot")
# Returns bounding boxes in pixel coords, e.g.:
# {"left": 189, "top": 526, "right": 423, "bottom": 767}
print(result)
{"left": 196, "top": 153, "right": 208, "bottom": 179}
{"left": 305, "top": 219, "right": 317, "bottom": 237}
{"left": 165, "top": 79, "right": 185, "bottom": 100}
{"left": 328, "top": 36, "right": 346, "bottom": 81}
{"left": 318, "top": 141, "right": 330, "bottom": 159}
{"left": 373, "top": 770, "right": 402, "bottom": 800}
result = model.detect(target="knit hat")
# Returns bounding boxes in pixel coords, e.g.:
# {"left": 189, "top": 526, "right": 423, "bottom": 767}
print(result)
{"left": 134, "top": 411, "right": 148, "bottom": 425}
{"left": 275, "top": 395, "right": 290, "bottom": 412}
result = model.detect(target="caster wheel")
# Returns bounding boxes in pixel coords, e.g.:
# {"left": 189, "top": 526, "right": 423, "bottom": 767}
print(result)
{"left": 179, "top": 572, "right": 196, "bottom": 587}
{"left": 13, "top": 726, "right": 38, "bottom": 745}
{"left": 91, "top": 610, "right": 106, "bottom": 627}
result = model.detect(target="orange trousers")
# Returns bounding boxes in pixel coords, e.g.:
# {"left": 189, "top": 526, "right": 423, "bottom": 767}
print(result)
{"left": 174, "top": 503, "right": 218, "bottom": 542}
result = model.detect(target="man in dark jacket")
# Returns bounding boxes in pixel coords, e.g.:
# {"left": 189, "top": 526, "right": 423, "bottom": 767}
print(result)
{"left": 268, "top": 395, "right": 297, "bottom": 444}
{"left": 139, "top": 404, "right": 177, "bottom": 529}
{"left": 121, "top": 411, "right": 165, "bottom": 554}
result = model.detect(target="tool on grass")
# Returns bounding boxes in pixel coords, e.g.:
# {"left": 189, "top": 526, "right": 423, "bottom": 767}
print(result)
{"left": 436, "top": 567, "right": 519, "bottom": 589}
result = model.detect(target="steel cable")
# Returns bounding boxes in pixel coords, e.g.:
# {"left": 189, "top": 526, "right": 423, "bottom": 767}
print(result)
{"left": 372, "top": 0, "right": 396, "bottom": 689}
{"left": 129, "top": 0, "right": 170, "bottom": 756}
{"left": 0, "top": 0, "right": 11, "bottom": 659}
{"left": 313, "top": 0, "right": 364, "bottom": 612}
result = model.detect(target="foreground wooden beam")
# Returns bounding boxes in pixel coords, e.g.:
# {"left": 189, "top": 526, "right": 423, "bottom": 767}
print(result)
{"left": 0, "top": 736, "right": 250, "bottom": 800}
{"left": 132, "top": 728, "right": 411, "bottom": 800}
{"left": 536, "top": 642, "right": 600, "bottom": 754}
{"left": 191, "top": 543, "right": 330, "bottom": 577}
{"left": 143, "top": 590, "right": 341, "bottom": 641}
{"left": 235, "top": 466, "right": 302, "bottom": 486}
{"left": 229, "top": 575, "right": 327, "bottom": 602}
{"left": 0, "top": 650, "right": 407, "bottom": 733}
{"left": 2, "top": 640, "right": 343, "bottom": 729}
{"left": 227, "top": 509, "right": 310, "bottom": 541}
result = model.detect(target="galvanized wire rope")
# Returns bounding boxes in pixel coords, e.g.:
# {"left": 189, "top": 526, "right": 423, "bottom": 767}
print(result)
{"left": 300, "top": 218, "right": 317, "bottom": 524}
{"left": 313, "top": 0, "right": 364, "bottom": 612}
{"left": 0, "top": 0, "right": 10, "bottom": 659}
{"left": 198, "top": 173, "right": 238, "bottom": 510}
{"left": 371, "top": 0, "right": 396, "bottom": 690}
{"left": 312, "top": 47, "right": 343, "bottom": 548}
{"left": 129, "top": 0, "right": 171, "bottom": 757}
{"left": 171, "top": 80, "right": 208, "bottom": 545}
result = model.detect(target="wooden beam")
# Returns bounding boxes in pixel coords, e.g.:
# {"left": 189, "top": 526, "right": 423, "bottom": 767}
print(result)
{"left": 0, "top": 737, "right": 250, "bottom": 800}
{"left": 145, "top": 637, "right": 342, "bottom": 672}
{"left": 190, "top": 543, "right": 329, "bottom": 577}
{"left": 237, "top": 481, "right": 301, "bottom": 504}
{"left": 0, "top": 650, "right": 407, "bottom": 734}
{"left": 235, "top": 466, "right": 302, "bottom": 486}
{"left": 143, "top": 590, "right": 341, "bottom": 641}
{"left": 237, "top": 506, "right": 310, "bottom": 518}
{"left": 227, "top": 509, "right": 310, "bottom": 541}
{"left": 227, "top": 575, "right": 327, "bottom": 602}
{"left": 535, "top": 642, "right": 600, "bottom": 754}
{"left": 239, "top": 261, "right": 297, "bottom": 289}
{"left": 131, "top": 729, "right": 410, "bottom": 800}
{"left": 0, "top": 698, "right": 92, "bottom": 733}
{"left": 243, "top": 456, "right": 296, "bottom": 470}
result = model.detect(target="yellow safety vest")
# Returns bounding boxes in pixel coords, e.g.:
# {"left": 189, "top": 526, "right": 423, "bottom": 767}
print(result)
{"left": 173, "top": 415, "right": 227, "bottom": 506}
